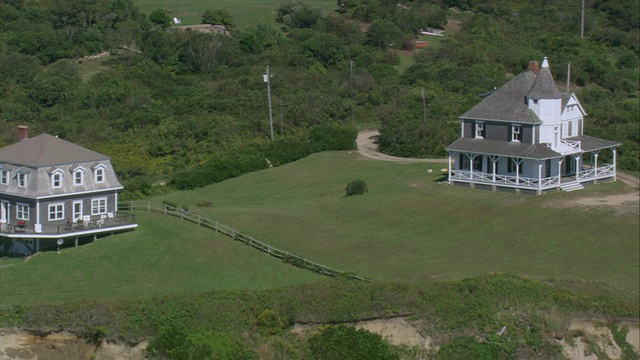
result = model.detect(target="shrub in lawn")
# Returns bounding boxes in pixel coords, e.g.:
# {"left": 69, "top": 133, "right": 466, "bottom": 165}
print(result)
{"left": 197, "top": 201, "right": 213, "bottom": 207}
{"left": 307, "top": 325, "right": 398, "bottom": 360}
{"left": 345, "top": 180, "right": 368, "bottom": 196}
{"left": 162, "top": 200, "right": 178, "bottom": 209}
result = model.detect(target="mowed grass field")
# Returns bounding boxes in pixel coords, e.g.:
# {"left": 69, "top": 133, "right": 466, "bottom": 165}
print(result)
{"left": 151, "top": 151, "right": 639, "bottom": 296}
{"left": 1, "top": 151, "right": 637, "bottom": 306}
{"left": 133, "top": 0, "right": 337, "bottom": 29}
{"left": 0, "top": 211, "right": 320, "bottom": 306}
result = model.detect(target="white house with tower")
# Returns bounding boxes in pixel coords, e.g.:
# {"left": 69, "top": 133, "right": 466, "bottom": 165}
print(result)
{"left": 446, "top": 58, "right": 620, "bottom": 194}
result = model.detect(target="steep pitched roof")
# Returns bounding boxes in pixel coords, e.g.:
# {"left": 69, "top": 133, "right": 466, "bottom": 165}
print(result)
{"left": 460, "top": 71, "right": 542, "bottom": 124}
{"left": 0, "top": 134, "right": 109, "bottom": 167}
{"left": 526, "top": 66, "right": 562, "bottom": 99}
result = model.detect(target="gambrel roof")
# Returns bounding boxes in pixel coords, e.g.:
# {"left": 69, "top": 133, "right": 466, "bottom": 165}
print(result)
{"left": 0, "top": 134, "right": 108, "bottom": 167}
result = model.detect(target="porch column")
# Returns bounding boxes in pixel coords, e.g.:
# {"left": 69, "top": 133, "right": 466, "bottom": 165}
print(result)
{"left": 574, "top": 154, "right": 581, "bottom": 181}
{"left": 515, "top": 158, "right": 523, "bottom": 185}
{"left": 115, "top": 191, "right": 118, "bottom": 214}
{"left": 538, "top": 162, "right": 543, "bottom": 195}
{"left": 489, "top": 156, "right": 498, "bottom": 182}
{"left": 593, "top": 151, "right": 599, "bottom": 177}
{"left": 613, "top": 148, "right": 617, "bottom": 181}
{"left": 558, "top": 159, "right": 563, "bottom": 184}
{"left": 36, "top": 201, "right": 41, "bottom": 231}
{"left": 447, "top": 151, "right": 453, "bottom": 184}
{"left": 467, "top": 154, "right": 476, "bottom": 179}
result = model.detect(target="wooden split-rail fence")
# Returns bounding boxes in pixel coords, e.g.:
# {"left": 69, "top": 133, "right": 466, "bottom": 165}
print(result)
{"left": 118, "top": 201, "right": 373, "bottom": 282}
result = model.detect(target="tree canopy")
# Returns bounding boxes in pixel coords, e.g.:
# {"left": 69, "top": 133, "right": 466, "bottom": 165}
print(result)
{"left": 0, "top": 0, "right": 637, "bottom": 197}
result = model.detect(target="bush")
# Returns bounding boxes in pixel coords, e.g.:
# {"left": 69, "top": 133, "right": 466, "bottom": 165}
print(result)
{"left": 255, "top": 309, "right": 288, "bottom": 335}
{"left": 162, "top": 200, "right": 178, "bottom": 208}
{"left": 147, "top": 325, "right": 256, "bottom": 360}
{"left": 307, "top": 325, "right": 398, "bottom": 360}
{"left": 345, "top": 180, "right": 368, "bottom": 196}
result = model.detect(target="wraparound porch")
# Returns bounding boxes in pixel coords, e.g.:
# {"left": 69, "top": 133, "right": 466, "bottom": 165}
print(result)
{"left": 449, "top": 164, "right": 616, "bottom": 194}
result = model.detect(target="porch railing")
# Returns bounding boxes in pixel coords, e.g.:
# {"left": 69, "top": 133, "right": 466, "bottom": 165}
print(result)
{"left": 450, "top": 164, "right": 614, "bottom": 190}
{"left": 0, "top": 214, "right": 137, "bottom": 235}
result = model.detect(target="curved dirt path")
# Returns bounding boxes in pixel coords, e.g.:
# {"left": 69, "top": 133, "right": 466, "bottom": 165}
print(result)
{"left": 357, "top": 130, "right": 639, "bottom": 208}
{"left": 356, "top": 130, "right": 448, "bottom": 163}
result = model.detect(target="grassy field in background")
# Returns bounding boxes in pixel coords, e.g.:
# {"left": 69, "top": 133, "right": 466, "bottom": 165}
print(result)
{"left": 133, "top": 0, "right": 337, "bottom": 29}
{"left": 151, "top": 151, "right": 639, "bottom": 297}
{"left": 0, "top": 211, "right": 320, "bottom": 306}
{"left": 1, "top": 151, "right": 637, "bottom": 306}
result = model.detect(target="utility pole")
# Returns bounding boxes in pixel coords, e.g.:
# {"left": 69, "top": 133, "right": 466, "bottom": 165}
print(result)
{"left": 264, "top": 65, "right": 274, "bottom": 140}
{"left": 566, "top": 62, "right": 571, "bottom": 92}
{"left": 279, "top": 99, "right": 283, "bottom": 135}
{"left": 421, "top": 87, "right": 427, "bottom": 127}
{"left": 350, "top": 60, "right": 354, "bottom": 117}
{"left": 580, "top": 0, "right": 585, "bottom": 39}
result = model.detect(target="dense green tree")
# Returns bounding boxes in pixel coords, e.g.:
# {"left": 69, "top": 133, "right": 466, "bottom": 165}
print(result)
{"left": 202, "top": 9, "right": 234, "bottom": 29}
{"left": 277, "top": 1, "right": 324, "bottom": 28}
{"left": 366, "top": 19, "right": 404, "bottom": 51}
{"left": 149, "top": 7, "right": 171, "bottom": 28}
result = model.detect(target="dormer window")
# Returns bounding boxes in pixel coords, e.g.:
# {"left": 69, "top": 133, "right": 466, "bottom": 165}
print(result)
{"left": 17, "top": 172, "right": 27, "bottom": 188}
{"left": 94, "top": 165, "right": 106, "bottom": 184}
{"left": 51, "top": 170, "right": 63, "bottom": 189}
{"left": 475, "top": 122, "right": 485, "bottom": 138}
{"left": 0, "top": 169, "right": 9, "bottom": 185}
{"left": 511, "top": 125, "right": 521, "bottom": 142}
{"left": 73, "top": 167, "right": 85, "bottom": 186}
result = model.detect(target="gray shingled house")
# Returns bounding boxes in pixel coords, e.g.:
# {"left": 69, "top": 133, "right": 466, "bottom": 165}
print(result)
{"left": 0, "top": 127, "right": 137, "bottom": 255}
{"left": 446, "top": 58, "right": 620, "bottom": 194}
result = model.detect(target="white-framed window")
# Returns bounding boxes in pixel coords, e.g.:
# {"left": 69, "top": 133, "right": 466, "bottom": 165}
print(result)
{"left": 475, "top": 122, "right": 485, "bottom": 138}
{"left": 48, "top": 203, "right": 65, "bottom": 221}
{"left": 0, "top": 169, "right": 9, "bottom": 185}
{"left": 51, "top": 170, "right": 63, "bottom": 189}
{"left": 91, "top": 198, "right": 107, "bottom": 215}
{"left": 511, "top": 125, "right": 521, "bottom": 142}
{"left": 73, "top": 200, "right": 83, "bottom": 221}
{"left": 73, "top": 168, "right": 85, "bottom": 186}
{"left": 94, "top": 166, "right": 105, "bottom": 183}
{"left": 17, "top": 172, "right": 27, "bottom": 188}
{"left": 16, "top": 203, "right": 29, "bottom": 221}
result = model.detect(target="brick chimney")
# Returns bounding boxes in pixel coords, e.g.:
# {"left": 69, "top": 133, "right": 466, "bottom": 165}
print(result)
{"left": 528, "top": 60, "right": 540, "bottom": 74}
{"left": 18, "top": 125, "right": 29, "bottom": 141}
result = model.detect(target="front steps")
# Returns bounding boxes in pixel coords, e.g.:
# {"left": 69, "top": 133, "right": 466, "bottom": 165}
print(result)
{"left": 560, "top": 182, "right": 584, "bottom": 192}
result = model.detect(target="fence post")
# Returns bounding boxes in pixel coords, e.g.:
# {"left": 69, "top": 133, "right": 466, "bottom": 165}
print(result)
{"left": 198, "top": 215, "right": 201, "bottom": 226}
{"left": 231, "top": 230, "right": 235, "bottom": 239}
{"left": 163, "top": 204, "right": 167, "bottom": 215}
{"left": 147, "top": 201, "right": 150, "bottom": 211}
{"left": 181, "top": 208, "right": 184, "bottom": 220}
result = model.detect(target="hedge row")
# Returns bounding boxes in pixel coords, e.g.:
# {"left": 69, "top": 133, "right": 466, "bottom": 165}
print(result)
{"left": 169, "top": 124, "right": 357, "bottom": 190}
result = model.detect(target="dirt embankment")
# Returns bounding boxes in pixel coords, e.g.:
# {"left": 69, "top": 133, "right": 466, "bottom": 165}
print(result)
{"left": 2, "top": 319, "right": 638, "bottom": 359}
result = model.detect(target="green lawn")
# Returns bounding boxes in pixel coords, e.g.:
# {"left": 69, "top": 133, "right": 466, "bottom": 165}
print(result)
{"left": 133, "top": 0, "right": 337, "bottom": 29}
{"left": 2, "top": 151, "right": 637, "bottom": 306}
{"left": 151, "top": 151, "right": 639, "bottom": 297}
{"left": 0, "top": 211, "right": 320, "bottom": 306}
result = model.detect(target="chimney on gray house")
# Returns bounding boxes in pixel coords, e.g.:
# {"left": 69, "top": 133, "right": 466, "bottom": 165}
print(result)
{"left": 18, "top": 125, "right": 29, "bottom": 141}
{"left": 528, "top": 60, "right": 540, "bottom": 75}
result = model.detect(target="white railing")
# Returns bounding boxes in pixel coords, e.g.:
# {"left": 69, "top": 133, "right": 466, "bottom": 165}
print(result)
{"left": 577, "top": 164, "right": 614, "bottom": 180}
{"left": 544, "top": 140, "right": 582, "bottom": 154}
{"left": 451, "top": 170, "right": 544, "bottom": 188}
{"left": 450, "top": 167, "right": 614, "bottom": 190}
{"left": 560, "top": 139, "right": 581, "bottom": 150}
